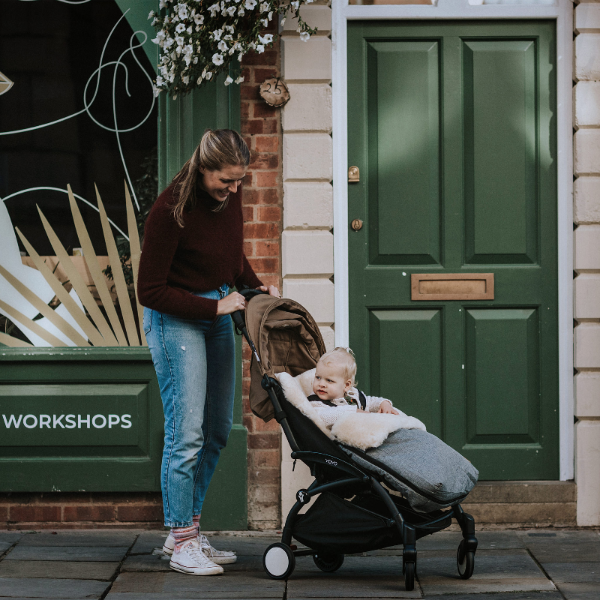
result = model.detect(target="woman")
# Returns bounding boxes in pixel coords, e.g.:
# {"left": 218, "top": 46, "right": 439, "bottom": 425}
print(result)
{"left": 137, "top": 129, "right": 279, "bottom": 576}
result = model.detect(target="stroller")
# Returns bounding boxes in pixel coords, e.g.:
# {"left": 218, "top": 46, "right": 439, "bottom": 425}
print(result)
{"left": 232, "top": 289, "right": 478, "bottom": 591}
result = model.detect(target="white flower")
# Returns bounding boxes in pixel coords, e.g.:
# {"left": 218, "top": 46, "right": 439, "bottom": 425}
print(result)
{"left": 224, "top": 75, "right": 233, "bottom": 86}
{"left": 259, "top": 2, "right": 268, "bottom": 11}
{"left": 238, "top": 51, "right": 245, "bottom": 61}
{"left": 218, "top": 40, "right": 228, "bottom": 51}
{"left": 193, "top": 56, "right": 198, "bottom": 63}
{"left": 148, "top": 10, "right": 155, "bottom": 19}
{"left": 226, "top": 5, "right": 236, "bottom": 15}
{"left": 261, "top": 18, "right": 268, "bottom": 27}
{"left": 194, "top": 13, "right": 204, "bottom": 24}
{"left": 245, "top": 0, "right": 257, "bottom": 9}
{"left": 205, "top": 71, "right": 213, "bottom": 80}
{"left": 183, "top": 44, "right": 194, "bottom": 56}
{"left": 291, "top": 0, "right": 299, "bottom": 9}
{"left": 212, "top": 29, "right": 223, "bottom": 40}
{"left": 268, "top": 11, "right": 273, "bottom": 20}
{"left": 175, "top": 36, "right": 185, "bottom": 46}
{"left": 164, "top": 36, "right": 175, "bottom": 48}
{"left": 187, "top": 26, "right": 193, "bottom": 34}
{"left": 197, "top": 76, "right": 203, "bottom": 84}
{"left": 259, "top": 34, "right": 273, "bottom": 45}
{"left": 300, "top": 31, "right": 310, "bottom": 42}
{"left": 159, "top": 0, "right": 167, "bottom": 8}
{"left": 208, "top": 3, "right": 220, "bottom": 16}
{"left": 152, "top": 30, "right": 166, "bottom": 46}
{"left": 228, "top": 47, "right": 236, "bottom": 55}
{"left": 153, "top": 84, "right": 163, "bottom": 97}
{"left": 238, "top": 6, "right": 245, "bottom": 15}
{"left": 235, "top": 75, "right": 244, "bottom": 84}
{"left": 175, "top": 23, "right": 186, "bottom": 33}
{"left": 212, "top": 53, "right": 224, "bottom": 65}
{"left": 156, "top": 75, "right": 164, "bottom": 86}
{"left": 281, "top": 17, "right": 285, "bottom": 25}
{"left": 151, "top": 18, "right": 158, "bottom": 25}
{"left": 177, "top": 3, "right": 189, "bottom": 19}
{"left": 256, "top": 44, "right": 265, "bottom": 54}
{"left": 225, "top": 25, "right": 234, "bottom": 33}
{"left": 182, "top": 75, "right": 190, "bottom": 84}
{"left": 224, "top": 34, "right": 233, "bottom": 41}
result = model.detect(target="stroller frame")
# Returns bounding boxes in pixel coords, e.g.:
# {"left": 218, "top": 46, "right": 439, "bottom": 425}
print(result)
{"left": 233, "top": 290, "right": 478, "bottom": 591}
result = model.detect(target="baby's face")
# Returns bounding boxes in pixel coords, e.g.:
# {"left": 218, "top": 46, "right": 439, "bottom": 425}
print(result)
{"left": 313, "top": 361, "right": 352, "bottom": 401}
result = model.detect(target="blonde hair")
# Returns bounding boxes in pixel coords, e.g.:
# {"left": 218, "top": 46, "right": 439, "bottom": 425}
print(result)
{"left": 171, "top": 129, "right": 250, "bottom": 227}
{"left": 318, "top": 347, "right": 357, "bottom": 385}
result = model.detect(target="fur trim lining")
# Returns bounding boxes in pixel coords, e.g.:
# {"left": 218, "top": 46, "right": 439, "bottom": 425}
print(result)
{"left": 276, "top": 369, "right": 426, "bottom": 450}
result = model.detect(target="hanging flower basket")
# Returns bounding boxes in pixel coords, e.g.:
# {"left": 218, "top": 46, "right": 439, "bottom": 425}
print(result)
{"left": 150, "top": 0, "right": 318, "bottom": 97}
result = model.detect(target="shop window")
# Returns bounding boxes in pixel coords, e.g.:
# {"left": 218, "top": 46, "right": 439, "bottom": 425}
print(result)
{"left": 0, "top": 0, "right": 156, "bottom": 348}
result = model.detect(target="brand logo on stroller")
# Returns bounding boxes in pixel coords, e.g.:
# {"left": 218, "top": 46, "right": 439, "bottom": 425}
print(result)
{"left": 325, "top": 459, "right": 338, "bottom": 466}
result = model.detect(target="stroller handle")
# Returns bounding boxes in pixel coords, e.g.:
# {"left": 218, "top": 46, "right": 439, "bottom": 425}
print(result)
{"left": 231, "top": 287, "right": 268, "bottom": 332}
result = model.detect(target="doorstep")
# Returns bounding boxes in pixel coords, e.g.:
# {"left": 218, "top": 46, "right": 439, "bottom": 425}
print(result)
{"left": 461, "top": 481, "right": 577, "bottom": 528}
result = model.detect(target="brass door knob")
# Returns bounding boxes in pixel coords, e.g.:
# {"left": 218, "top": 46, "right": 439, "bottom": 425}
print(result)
{"left": 351, "top": 219, "right": 363, "bottom": 231}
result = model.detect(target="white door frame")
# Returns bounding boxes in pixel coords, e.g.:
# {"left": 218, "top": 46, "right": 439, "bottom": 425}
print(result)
{"left": 332, "top": 0, "right": 574, "bottom": 480}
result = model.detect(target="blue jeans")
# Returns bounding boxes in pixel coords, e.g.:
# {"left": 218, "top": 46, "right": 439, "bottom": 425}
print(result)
{"left": 143, "top": 286, "right": 235, "bottom": 527}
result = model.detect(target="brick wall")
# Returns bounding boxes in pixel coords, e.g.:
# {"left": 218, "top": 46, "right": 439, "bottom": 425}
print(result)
{"left": 240, "top": 19, "right": 283, "bottom": 531}
{"left": 0, "top": 493, "right": 162, "bottom": 529}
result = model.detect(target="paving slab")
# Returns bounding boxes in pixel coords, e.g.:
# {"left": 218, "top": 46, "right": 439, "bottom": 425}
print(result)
{"left": 287, "top": 556, "right": 422, "bottom": 598}
{"left": 519, "top": 530, "right": 600, "bottom": 545}
{"left": 416, "top": 549, "right": 555, "bottom": 595}
{"left": 122, "top": 554, "right": 172, "bottom": 572}
{"left": 129, "top": 531, "right": 168, "bottom": 554}
{"left": 0, "top": 560, "right": 119, "bottom": 581}
{"left": 0, "top": 576, "right": 109, "bottom": 598}
{"left": 527, "top": 541, "right": 600, "bottom": 563}
{"left": 0, "top": 542, "right": 12, "bottom": 555}
{"left": 5, "top": 545, "right": 129, "bottom": 562}
{"left": 557, "top": 582, "right": 600, "bottom": 600}
{"left": 110, "top": 571, "right": 285, "bottom": 597}
{"left": 0, "top": 533, "right": 22, "bottom": 545}
{"left": 414, "top": 594, "right": 563, "bottom": 600}
{"left": 541, "top": 562, "right": 600, "bottom": 583}
{"left": 16, "top": 531, "right": 137, "bottom": 547}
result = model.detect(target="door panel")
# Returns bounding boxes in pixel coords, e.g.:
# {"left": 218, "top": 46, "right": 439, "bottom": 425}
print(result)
{"left": 367, "top": 41, "right": 442, "bottom": 265}
{"left": 348, "top": 21, "right": 558, "bottom": 480}
{"left": 463, "top": 40, "right": 538, "bottom": 264}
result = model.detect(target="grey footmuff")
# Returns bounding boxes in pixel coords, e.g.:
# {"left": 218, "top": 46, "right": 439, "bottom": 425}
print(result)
{"left": 342, "top": 429, "right": 479, "bottom": 513}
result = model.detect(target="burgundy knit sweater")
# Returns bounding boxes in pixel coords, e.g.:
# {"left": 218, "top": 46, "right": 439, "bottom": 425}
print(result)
{"left": 137, "top": 183, "right": 262, "bottom": 320}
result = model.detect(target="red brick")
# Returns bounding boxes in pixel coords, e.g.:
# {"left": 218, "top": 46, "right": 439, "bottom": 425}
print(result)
{"left": 243, "top": 415, "right": 254, "bottom": 433}
{"left": 258, "top": 207, "right": 281, "bottom": 222}
{"left": 63, "top": 505, "right": 115, "bottom": 522}
{"left": 263, "top": 120, "right": 278, "bottom": 134}
{"left": 241, "top": 120, "right": 264, "bottom": 135}
{"left": 243, "top": 360, "right": 250, "bottom": 378}
{"left": 252, "top": 416, "right": 280, "bottom": 432}
{"left": 252, "top": 449, "right": 280, "bottom": 469}
{"left": 241, "top": 86, "right": 259, "bottom": 100}
{"left": 241, "top": 102, "right": 250, "bottom": 119}
{"left": 244, "top": 241, "right": 254, "bottom": 256}
{"left": 258, "top": 274, "right": 280, "bottom": 288}
{"left": 10, "top": 506, "right": 61, "bottom": 522}
{"left": 255, "top": 136, "right": 279, "bottom": 153}
{"left": 254, "top": 68, "right": 277, "bottom": 82}
{"left": 242, "top": 378, "right": 251, "bottom": 397}
{"left": 241, "top": 66, "right": 251, "bottom": 80}
{"left": 243, "top": 135, "right": 252, "bottom": 150}
{"left": 249, "top": 154, "right": 279, "bottom": 170}
{"left": 117, "top": 504, "right": 163, "bottom": 522}
{"left": 256, "top": 172, "right": 279, "bottom": 188}
{"left": 242, "top": 172, "right": 253, "bottom": 187}
{"left": 253, "top": 103, "right": 277, "bottom": 119}
{"left": 249, "top": 468, "right": 280, "bottom": 486}
{"left": 244, "top": 222, "right": 279, "bottom": 239}
{"left": 243, "top": 206, "right": 254, "bottom": 222}
{"left": 242, "top": 395, "right": 252, "bottom": 415}
{"left": 256, "top": 241, "right": 280, "bottom": 256}
{"left": 249, "top": 258, "right": 279, "bottom": 273}
{"left": 0, "top": 506, "right": 8, "bottom": 523}
{"left": 258, "top": 189, "right": 279, "bottom": 205}
{"left": 242, "top": 50, "right": 277, "bottom": 66}
{"left": 248, "top": 433, "right": 280, "bottom": 450}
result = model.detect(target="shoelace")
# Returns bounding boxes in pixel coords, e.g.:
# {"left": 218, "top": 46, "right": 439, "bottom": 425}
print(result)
{"left": 182, "top": 541, "right": 216, "bottom": 565}
{"left": 199, "top": 534, "right": 219, "bottom": 556}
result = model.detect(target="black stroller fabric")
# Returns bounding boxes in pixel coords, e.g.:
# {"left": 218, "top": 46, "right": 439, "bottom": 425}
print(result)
{"left": 342, "top": 429, "right": 479, "bottom": 513}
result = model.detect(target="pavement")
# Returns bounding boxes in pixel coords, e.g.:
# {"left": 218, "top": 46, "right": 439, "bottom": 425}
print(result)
{"left": 0, "top": 528, "right": 598, "bottom": 599}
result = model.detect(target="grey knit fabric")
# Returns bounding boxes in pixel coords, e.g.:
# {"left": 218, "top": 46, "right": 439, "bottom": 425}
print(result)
{"left": 342, "top": 429, "right": 479, "bottom": 513}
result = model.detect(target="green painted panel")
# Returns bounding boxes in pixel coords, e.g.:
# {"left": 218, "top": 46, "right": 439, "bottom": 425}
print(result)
{"left": 465, "top": 309, "right": 539, "bottom": 444}
{"left": 116, "top": 0, "right": 158, "bottom": 70}
{"left": 369, "top": 310, "right": 443, "bottom": 437}
{"left": 349, "top": 21, "right": 558, "bottom": 481}
{"left": 367, "top": 40, "right": 441, "bottom": 265}
{"left": 463, "top": 40, "right": 537, "bottom": 264}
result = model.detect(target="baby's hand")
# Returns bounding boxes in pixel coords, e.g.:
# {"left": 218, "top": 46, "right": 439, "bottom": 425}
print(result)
{"left": 378, "top": 400, "right": 399, "bottom": 415}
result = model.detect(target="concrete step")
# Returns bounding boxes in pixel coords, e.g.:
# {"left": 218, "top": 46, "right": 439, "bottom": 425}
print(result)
{"left": 462, "top": 481, "right": 577, "bottom": 527}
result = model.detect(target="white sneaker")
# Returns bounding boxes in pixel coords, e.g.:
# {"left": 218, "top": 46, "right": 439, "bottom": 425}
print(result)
{"left": 169, "top": 539, "right": 224, "bottom": 575}
{"left": 163, "top": 533, "right": 237, "bottom": 565}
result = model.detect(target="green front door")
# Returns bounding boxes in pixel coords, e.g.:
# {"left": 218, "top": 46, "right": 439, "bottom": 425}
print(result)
{"left": 348, "top": 21, "right": 558, "bottom": 480}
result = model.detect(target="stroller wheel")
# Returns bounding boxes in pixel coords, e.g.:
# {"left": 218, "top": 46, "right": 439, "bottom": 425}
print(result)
{"left": 403, "top": 561, "right": 415, "bottom": 591}
{"left": 263, "top": 543, "right": 295, "bottom": 580}
{"left": 457, "top": 540, "right": 475, "bottom": 579}
{"left": 313, "top": 552, "right": 344, "bottom": 573}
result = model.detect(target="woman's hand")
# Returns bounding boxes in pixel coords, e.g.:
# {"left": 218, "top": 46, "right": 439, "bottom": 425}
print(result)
{"left": 217, "top": 292, "right": 246, "bottom": 315}
{"left": 258, "top": 285, "right": 280, "bottom": 298}
{"left": 379, "top": 400, "right": 399, "bottom": 415}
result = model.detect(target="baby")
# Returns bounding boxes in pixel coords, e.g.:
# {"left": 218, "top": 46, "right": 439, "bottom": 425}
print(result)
{"left": 308, "top": 347, "right": 400, "bottom": 430}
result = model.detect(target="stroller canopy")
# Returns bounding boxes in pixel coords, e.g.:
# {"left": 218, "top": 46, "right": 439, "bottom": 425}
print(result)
{"left": 245, "top": 294, "right": 326, "bottom": 422}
